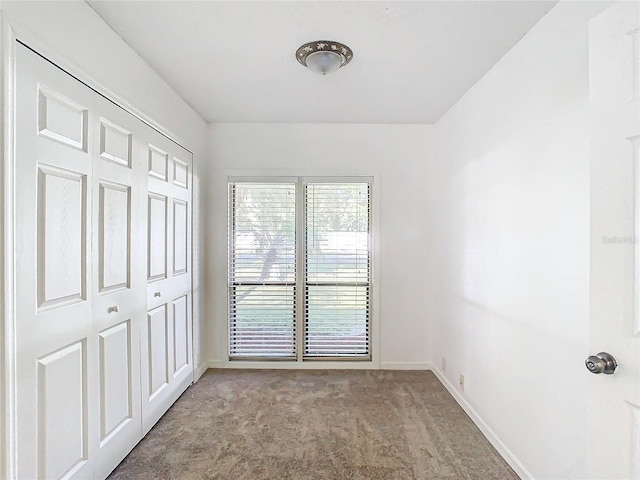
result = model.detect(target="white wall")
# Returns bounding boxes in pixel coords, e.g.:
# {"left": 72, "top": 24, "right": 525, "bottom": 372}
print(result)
{"left": 428, "top": 2, "right": 610, "bottom": 479}
{"left": 0, "top": 1, "right": 209, "bottom": 374}
{"left": 206, "top": 123, "right": 434, "bottom": 368}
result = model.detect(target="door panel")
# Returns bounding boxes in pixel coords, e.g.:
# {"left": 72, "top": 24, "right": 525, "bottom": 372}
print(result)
{"left": 38, "top": 340, "right": 88, "bottom": 480}
{"left": 147, "top": 304, "right": 170, "bottom": 399}
{"left": 173, "top": 199, "right": 188, "bottom": 276}
{"left": 98, "top": 320, "right": 132, "bottom": 443}
{"left": 98, "top": 182, "right": 130, "bottom": 293}
{"left": 148, "top": 144, "right": 168, "bottom": 181}
{"left": 147, "top": 193, "right": 168, "bottom": 281}
{"left": 37, "top": 165, "right": 87, "bottom": 308}
{"left": 37, "top": 86, "right": 88, "bottom": 151}
{"left": 172, "top": 295, "right": 190, "bottom": 376}
{"left": 172, "top": 157, "right": 188, "bottom": 189}
{"left": 99, "top": 119, "right": 132, "bottom": 168}
{"left": 15, "top": 44, "right": 96, "bottom": 480}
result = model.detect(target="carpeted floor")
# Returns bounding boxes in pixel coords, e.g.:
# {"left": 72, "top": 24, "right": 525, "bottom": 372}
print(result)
{"left": 108, "top": 370, "right": 520, "bottom": 480}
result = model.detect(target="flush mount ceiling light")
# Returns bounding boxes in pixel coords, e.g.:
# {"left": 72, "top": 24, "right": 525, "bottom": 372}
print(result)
{"left": 296, "top": 41, "right": 353, "bottom": 76}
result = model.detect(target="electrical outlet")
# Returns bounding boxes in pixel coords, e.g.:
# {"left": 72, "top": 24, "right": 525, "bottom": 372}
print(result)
{"left": 441, "top": 356, "right": 447, "bottom": 372}
{"left": 459, "top": 374, "right": 465, "bottom": 391}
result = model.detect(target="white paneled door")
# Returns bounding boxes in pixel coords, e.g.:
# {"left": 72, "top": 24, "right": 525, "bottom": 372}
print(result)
{"left": 13, "top": 43, "right": 193, "bottom": 480}
{"left": 91, "top": 91, "right": 146, "bottom": 480}
{"left": 588, "top": 3, "right": 640, "bottom": 479}
{"left": 142, "top": 132, "right": 193, "bottom": 434}
{"left": 15, "top": 43, "right": 97, "bottom": 480}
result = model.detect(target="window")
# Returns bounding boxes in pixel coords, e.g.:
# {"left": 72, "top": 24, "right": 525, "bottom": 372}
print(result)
{"left": 228, "top": 177, "right": 372, "bottom": 360}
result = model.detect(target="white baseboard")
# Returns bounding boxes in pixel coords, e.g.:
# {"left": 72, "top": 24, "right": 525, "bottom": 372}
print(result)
{"left": 193, "top": 362, "right": 209, "bottom": 382}
{"left": 379, "top": 361, "right": 431, "bottom": 370}
{"left": 199, "top": 360, "right": 431, "bottom": 371}
{"left": 429, "top": 366, "right": 533, "bottom": 480}
{"left": 193, "top": 360, "right": 224, "bottom": 380}
{"left": 209, "top": 359, "right": 226, "bottom": 369}
{"left": 207, "top": 360, "right": 380, "bottom": 370}
{"left": 196, "top": 360, "right": 227, "bottom": 378}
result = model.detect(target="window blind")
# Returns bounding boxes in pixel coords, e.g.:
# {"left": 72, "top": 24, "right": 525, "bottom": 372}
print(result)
{"left": 228, "top": 178, "right": 372, "bottom": 361}
{"left": 304, "top": 183, "right": 370, "bottom": 358}
{"left": 228, "top": 182, "right": 296, "bottom": 358}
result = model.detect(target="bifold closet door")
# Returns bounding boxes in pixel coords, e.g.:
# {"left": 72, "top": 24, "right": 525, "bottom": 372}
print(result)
{"left": 13, "top": 43, "right": 193, "bottom": 479}
{"left": 90, "top": 93, "right": 147, "bottom": 479}
{"left": 14, "top": 44, "right": 147, "bottom": 479}
{"left": 14, "top": 43, "right": 99, "bottom": 480}
{"left": 142, "top": 128, "right": 193, "bottom": 433}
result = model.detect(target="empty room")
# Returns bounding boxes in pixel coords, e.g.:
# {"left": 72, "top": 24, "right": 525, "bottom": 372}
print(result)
{"left": 0, "top": 1, "right": 638, "bottom": 479}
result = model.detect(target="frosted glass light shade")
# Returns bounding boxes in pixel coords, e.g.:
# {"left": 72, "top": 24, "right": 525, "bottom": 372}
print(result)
{"left": 296, "top": 41, "right": 353, "bottom": 75}
{"left": 305, "top": 51, "right": 344, "bottom": 75}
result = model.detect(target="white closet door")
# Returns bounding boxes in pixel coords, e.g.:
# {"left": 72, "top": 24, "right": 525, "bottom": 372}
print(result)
{"left": 141, "top": 129, "right": 193, "bottom": 433}
{"left": 14, "top": 44, "right": 97, "bottom": 480}
{"left": 13, "top": 43, "right": 193, "bottom": 479}
{"left": 90, "top": 95, "right": 147, "bottom": 479}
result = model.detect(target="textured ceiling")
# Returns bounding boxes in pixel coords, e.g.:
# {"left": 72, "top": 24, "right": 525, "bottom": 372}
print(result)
{"left": 88, "top": 1, "right": 556, "bottom": 124}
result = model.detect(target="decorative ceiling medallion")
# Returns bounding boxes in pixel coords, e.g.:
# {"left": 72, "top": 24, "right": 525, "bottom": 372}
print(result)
{"left": 296, "top": 41, "right": 353, "bottom": 75}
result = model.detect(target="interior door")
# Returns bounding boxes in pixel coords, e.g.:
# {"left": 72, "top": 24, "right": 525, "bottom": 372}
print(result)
{"left": 14, "top": 43, "right": 97, "bottom": 480}
{"left": 141, "top": 127, "right": 193, "bottom": 434}
{"left": 90, "top": 92, "right": 146, "bottom": 479}
{"left": 588, "top": 2, "right": 640, "bottom": 479}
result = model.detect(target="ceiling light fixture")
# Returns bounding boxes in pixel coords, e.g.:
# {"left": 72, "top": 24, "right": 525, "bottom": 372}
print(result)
{"left": 296, "top": 41, "right": 353, "bottom": 76}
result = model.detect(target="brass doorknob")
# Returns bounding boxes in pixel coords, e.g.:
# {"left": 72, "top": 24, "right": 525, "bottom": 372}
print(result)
{"left": 585, "top": 352, "right": 617, "bottom": 375}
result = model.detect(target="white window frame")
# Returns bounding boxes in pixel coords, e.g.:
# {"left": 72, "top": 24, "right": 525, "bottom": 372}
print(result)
{"left": 227, "top": 175, "right": 377, "bottom": 365}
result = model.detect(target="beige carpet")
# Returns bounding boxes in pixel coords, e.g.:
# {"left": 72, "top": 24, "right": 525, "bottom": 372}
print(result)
{"left": 108, "top": 370, "right": 520, "bottom": 480}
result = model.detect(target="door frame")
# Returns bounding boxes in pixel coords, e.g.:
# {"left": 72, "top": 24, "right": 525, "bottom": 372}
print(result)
{"left": 0, "top": 15, "right": 197, "bottom": 480}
